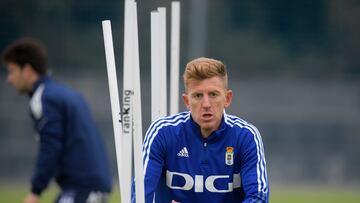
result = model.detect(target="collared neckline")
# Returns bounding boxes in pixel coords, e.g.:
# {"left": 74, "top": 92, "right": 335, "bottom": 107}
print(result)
{"left": 28, "top": 75, "right": 50, "bottom": 97}
{"left": 189, "top": 114, "right": 228, "bottom": 142}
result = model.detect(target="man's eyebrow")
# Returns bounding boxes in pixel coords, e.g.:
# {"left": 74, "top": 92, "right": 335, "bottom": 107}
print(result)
{"left": 190, "top": 91, "right": 202, "bottom": 95}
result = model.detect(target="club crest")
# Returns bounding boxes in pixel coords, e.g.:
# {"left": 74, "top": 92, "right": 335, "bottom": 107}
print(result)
{"left": 225, "top": 147, "right": 234, "bottom": 166}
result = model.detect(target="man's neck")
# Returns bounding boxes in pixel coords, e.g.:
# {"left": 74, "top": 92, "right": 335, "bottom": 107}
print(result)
{"left": 201, "top": 129, "right": 212, "bottom": 139}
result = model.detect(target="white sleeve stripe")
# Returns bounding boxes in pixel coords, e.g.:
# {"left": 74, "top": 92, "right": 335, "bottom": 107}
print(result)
{"left": 143, "top": 114, "right": 190, "bottom": 174}
{"left": 143, "top": 112, "right": 189, "bottom": 149}
{"left": 247, "top": 118, "right": 268, "bottom": 193}
{"left": 224, "top": 114, "right": 268, "bottom": 193}
{"left": 225, "top": 115, "right": 266, "bottom": 193}
{"left": 143, "top": 112, "right": 190, "bottom": 163}
{"left": 253, "top": 126, "right": 268, "bottom": 194}
{"left": 226, "top": 114, "right": 268, "bottom": 193}
{"left": 143, "top": 116, "right": 190, "bottom": 174}
{"left": 143, "top": 117, "right": 190, "bottom": 171}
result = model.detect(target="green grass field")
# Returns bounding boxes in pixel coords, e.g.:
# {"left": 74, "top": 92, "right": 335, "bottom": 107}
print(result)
{"left": 0, "top": 184, "right": 120, "bottom": 203}
{"left": 1, "top": 184, "right": 359, "bottom": 203}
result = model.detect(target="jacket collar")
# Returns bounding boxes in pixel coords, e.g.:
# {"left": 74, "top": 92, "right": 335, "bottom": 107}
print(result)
{"left": 28, "top": 75, "right": 50, "bottom": 97}
{"left": 189, "top": 114, "right": 228, "bottom": 142}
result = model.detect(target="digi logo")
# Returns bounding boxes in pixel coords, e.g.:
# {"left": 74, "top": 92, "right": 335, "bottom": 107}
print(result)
{"left": 166, "top": 170, "right": 241, "bottom": 193}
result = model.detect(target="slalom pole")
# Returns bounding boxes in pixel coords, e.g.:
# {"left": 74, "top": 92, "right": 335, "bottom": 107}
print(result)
{"left": 122, "top": 0, "right": 135, "bottom": 202}
{"left": 158, "top": 7, "right": 167, "bottom": 117}
{"left": 132, "top": 1, "right": 145, "bottom": 202}
{"left": 101, "top": 20, "right": 123, "bottom": 201}
{"left": 151, "top": 10, "right": 161, "bottom": 121}
{"left": 170, "top": 1, "right": 181, "bottom": 115}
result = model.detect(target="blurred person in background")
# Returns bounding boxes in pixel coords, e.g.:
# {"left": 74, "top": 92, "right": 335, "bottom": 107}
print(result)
{"left": 140, "top": 57, "right": 269, "bottom": 202}
{"left": 2, "top": 38, "right": 112, "bottom": 203}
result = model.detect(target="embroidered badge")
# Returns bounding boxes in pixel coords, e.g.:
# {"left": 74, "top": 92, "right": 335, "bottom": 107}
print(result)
{"left": 225, "top": 147, "right": 234, "bottom": 166}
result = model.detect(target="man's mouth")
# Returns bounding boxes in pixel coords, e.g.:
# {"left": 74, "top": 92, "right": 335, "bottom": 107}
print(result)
{"left": 201, "top": 113, "right": 213, "bottom": 121}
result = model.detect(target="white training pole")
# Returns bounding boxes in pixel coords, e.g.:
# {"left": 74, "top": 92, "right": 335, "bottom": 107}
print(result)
{"left": 151, "top": 11, "right": 161, "bottom": 121}
{"left": 158, "top": 7, "right": 167, "bottom": 118}
{"left": 122, "top": 0, "right": 135, "bottom": 202}
{"left": 132, "top": 2, "right": 145, "bottom": 202}
{"left": 170, "top": 1, "right": 181, "bottom": 115}
{"left": 101, "top": 20, "right": 123, "bottom": 201}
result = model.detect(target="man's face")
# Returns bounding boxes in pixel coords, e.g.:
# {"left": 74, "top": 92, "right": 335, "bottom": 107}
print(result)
{"left": 6, "top": 62, "right": 31, "bottom": 93}
{"left": 183, "top": 76, "right": 233, "bottom": 137}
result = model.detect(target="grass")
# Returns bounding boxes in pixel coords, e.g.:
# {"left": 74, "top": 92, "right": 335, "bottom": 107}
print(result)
{"left": 270, "top": 186, "right": 360, "bottom": 203}
{"left": 1, "top": 184, "right": 359, "bottom": 203}
{"left": 0, "top": 183, "right": 120, "bottom": 203}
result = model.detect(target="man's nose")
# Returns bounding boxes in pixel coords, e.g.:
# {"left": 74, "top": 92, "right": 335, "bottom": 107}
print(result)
{"left": 202, "top": 95, "right": 211, "bottom": 108}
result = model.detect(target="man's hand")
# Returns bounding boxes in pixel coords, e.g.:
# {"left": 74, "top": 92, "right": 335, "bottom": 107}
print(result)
{"left": 23, "top": 193, "right": 39, "bottom": 203}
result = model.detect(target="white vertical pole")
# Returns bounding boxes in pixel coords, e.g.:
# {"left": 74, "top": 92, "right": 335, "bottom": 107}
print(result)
{"left": 102, "top": 20, "right": 123, "bottom": 201}
{"left": 132, "top": 2, "right": 145, "bottom": 203}
{"left": 151, "top": 11, "right": 161, "bottom": 121}
{"left": 158, "top": 7, "right": 167, "bottom": 118}
{"left": 170, "top": 1, "right": 181, "bottom": 115}
{"left": 122, "top": 0, "right": 134, "bottom": 202}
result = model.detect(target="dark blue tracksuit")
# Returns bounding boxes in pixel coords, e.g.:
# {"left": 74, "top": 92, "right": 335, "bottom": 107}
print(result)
{"left": 28, "top": 75, "right": 112, "bottom": 199}
{"left": 138, "top": 112, "right": 269, "bottom": 203}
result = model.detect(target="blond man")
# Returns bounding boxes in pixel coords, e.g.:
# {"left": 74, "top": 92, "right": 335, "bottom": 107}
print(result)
{"left": 139, "top": 57, "right": 269, "bottom": 203}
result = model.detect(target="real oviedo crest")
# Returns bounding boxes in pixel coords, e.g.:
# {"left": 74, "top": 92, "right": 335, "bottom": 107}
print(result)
{"left": 225, "top": 147, "right": 234, "bottom": 166}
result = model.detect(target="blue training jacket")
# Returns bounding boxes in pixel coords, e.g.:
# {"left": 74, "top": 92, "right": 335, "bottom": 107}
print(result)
{"left": 141, "top": 111, "right": 269, "bottom": 203}
{"left": 28, "top": 76, "right": 112, "bottom": 195}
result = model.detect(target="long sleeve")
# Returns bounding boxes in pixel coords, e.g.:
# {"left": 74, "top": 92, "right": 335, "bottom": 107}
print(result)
{"left": 30, "top": 95, "right": 64, "bottom": 195}
{"left": 132, "top": 113, "right": 190, "bottom": 203}
{"left": 141, "top": 120, "right": 168, "bottom": 203}
{"left": 240, "top": 129, "right": 269, "bottom": 203}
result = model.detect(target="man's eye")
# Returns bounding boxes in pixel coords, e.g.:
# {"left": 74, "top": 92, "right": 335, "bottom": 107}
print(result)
{"left": 193, "top": 94, "right": 202, "bottom": 99}
{"left": 209, "top": 92, "right": 218, "bottom": 97}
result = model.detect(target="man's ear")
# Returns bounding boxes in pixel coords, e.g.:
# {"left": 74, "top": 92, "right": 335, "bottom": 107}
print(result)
{"left": 224, "top": 89, "right": 233, "bottom": 108}
{"left": 182, "top": 93, "right": 190, "bottom": 110}
{"left": 22, "top": 63, "right": 39, "bottom": 84}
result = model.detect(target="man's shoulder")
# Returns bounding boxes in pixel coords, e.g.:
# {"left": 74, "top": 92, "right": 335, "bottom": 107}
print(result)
{"left": 41, "top": 78, "right": 83, "bottom": 102}
{"left": 146, "top": 112, "right": 190, "bottom": 134}
{"left": 224, "top": 113, "right": 260, "bottom": 135}
{"left": 43, "top": 78, "right": 75, "bottom": 95}
{"left": 152, "top": 112, "right": 190, "bottom": 126}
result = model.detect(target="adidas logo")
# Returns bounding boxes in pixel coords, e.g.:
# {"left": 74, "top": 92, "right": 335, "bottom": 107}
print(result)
{"left": 177, "top": 147, "right": 189, "bottom": 157}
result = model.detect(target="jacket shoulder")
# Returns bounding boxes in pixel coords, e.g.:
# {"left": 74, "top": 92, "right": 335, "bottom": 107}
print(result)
{"left": 224, "top": 113, "right": 260, "bottom": 136}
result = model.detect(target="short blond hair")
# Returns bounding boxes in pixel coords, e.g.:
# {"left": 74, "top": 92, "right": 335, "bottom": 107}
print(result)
{"left": 183, "top": 57, "right": 228, "bottom": 92}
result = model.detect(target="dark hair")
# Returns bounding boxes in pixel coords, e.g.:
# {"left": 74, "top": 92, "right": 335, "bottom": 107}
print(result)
{"left": 2, "top": 38, "right": 48, "bottom": 75}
